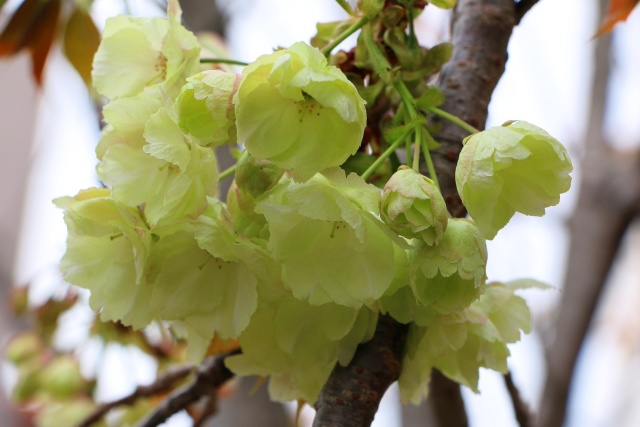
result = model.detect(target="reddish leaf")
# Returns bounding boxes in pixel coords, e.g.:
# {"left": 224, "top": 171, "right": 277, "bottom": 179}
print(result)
{"left": 63, "top": 7, "right": 100, "bottom": 86}
{"left": 596, "top": 0, "right": 640, "bottom": 36}
{"left": 0, "top": 0, "right": 48, "bottom": 56}
{"left": 26, "top": 0, "right": 60, "bottom": 85}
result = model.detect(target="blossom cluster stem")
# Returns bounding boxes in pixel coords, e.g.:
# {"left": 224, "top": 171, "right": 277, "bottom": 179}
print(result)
{"left": 321, "top": 16, "right": 369, "bottom": 57}
{"left": 335, "top": 0, "right": 355, "bottom": 15}
{"left": 425, "top": 105, "right": 480, "bottom": 135}
{"left": 218, "top": 163, "right": 237, "bottom": 181}
{"left": 361, "top": 126, "right": 413, "bottom": 181}
{"left": 200, "top": 58, "right": 249, "bottom": 67}
{"left": 393, "top": 79, "right": 440, "bottom": 188}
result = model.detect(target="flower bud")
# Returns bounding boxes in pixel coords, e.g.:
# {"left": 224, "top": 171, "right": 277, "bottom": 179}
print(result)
{"left": 235, "top": 151, "right": 284, "bottom": 198}
{"left": 175, "top": 70, "right": 241, "bottom": 146}
{"left": 381, "top": 166, "right": 448, "bottom": 245}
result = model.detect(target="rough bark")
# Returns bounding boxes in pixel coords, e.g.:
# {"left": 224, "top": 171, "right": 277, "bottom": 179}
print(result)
{"left": 313, "top": 315, "right": 408, "bottom": 427}
{"left": 429, "top": 1, "right": 516, "bottom": 425}
{"left": 433, "top": 0, "right": 516, "bottom": 218}
{"left": 537, "top": 1, "right": 640, "bottom": 425}
{"left": 314, "top": 1, "right": 519, "bottom": 426}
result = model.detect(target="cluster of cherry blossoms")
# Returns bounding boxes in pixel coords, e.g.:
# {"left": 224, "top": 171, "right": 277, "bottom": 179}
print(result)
{"left": 57, "top": 0, "right": 572, "bottom": 405}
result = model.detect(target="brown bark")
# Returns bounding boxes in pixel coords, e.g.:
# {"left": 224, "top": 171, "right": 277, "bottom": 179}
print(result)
{"left": 313, "top": 315, "right": 407, "bottom": 427}
{"left": 429, "top": 1, "right": 516, "bottom": 425}
{"left": 314, "top": 1, "right": 519, "bottom": 426}
{"left": 537, "top": 1, "right": 640, "bottom": 424}
{"left": 433, "top": 0, "right": 516, "bottom": 218}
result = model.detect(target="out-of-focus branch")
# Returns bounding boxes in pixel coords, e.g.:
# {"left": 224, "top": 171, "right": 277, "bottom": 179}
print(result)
{"left": 504, "top": 373, "right": 533, "bottom": 427}
{"left": 77, "top": 363, "right": 195, "bottom": 427}
{"left": 515, "top": 0, "right": 540, "bottom": 24}
{"left": 136, "top": 350, "right": 238, "bottom": 427}
{"left": 429, "top": 370, "right": 468, "bottom": 427}
{"left": 537, "top": 1, "right": 640, "bottom": 426}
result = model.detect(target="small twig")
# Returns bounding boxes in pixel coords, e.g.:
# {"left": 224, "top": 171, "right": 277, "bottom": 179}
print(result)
{"left": 504, "top": 372, "right": 533, "bottom": 427}
{"left": 515, "top": 0, "right": 540, "bottom": 24}
{"left": 77, "top": 364, "right": 195, "bottom": 427}
{"left": 137, "top": 349, "right": 240, "bottom": 427}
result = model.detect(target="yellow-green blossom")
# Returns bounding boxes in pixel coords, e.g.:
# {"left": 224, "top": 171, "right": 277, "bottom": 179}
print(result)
{"left": 456, "top": 121, "right": 572, "bottom": 240}
{"left": 235, "top": 42, "right": 367, "bottom": 182}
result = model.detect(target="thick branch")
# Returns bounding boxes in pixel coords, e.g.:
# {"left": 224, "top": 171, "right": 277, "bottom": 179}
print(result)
{"left": 313, "top": 315, "right": 407, "bottom": 427}
{"left": 515, "top": 0, "right": 540, "bottom": 24}
{"left": 432, "top": 0, "right": 516, "bottom": 218}
{"left": 136, "top": 350, "right": 239, "bottom": 427}
{"left": 428, "top": 1, "right": 516, "bottom": 425}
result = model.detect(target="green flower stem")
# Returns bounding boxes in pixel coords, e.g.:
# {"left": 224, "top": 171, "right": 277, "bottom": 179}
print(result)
{"left": 200, "top": 58, "right": 250, "bottom": 67}
{"left": 420, "top": 130, "right": 440, "bottom": 190}
{"left": 218, "top": 163, "right": 237, "bottom": 181}
{"left": 361, "top": 125, "right": 414, "bottom": 181}
{"left": 321, "top": 16, "right": 369, "bottom": 57}
{"left": 394, "top": 79, "right": 426, "bottom": 172}
{"left": 335, "top": 0, "right": 355, "bottom": 15}
{"left": 424, "top": 105, "right": 480, "bottom": 135}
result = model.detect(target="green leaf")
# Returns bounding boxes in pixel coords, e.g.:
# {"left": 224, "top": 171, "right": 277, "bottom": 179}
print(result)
{"left": 415, "top": 86, "right": 445, "bottom": 110}
{"left": 359, "top": 0, "right": 386, "bottom": 18}
{"left": 311, "top": 19, "right": 358, "bottom": 49}
{"left": 359, "top": 24, "right": 391, "bottom": 83}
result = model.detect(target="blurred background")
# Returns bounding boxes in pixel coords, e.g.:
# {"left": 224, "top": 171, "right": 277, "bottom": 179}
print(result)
{"left": 1, "top": 0, "right": 640, "bottom": 426}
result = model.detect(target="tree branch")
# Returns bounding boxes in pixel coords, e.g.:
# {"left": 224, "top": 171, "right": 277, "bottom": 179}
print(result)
{"left": 428, "top": 1, "right": 517, "bottom": 424}
{"left": 136, "top": 350, "right": 239, "bottom": 427}
{"left": 77, "top": 364, "right": 195, "bottom": 427}
{"left": 432, "top": 0, "right": 517, "bottom": 218}
{"left": 504, "top": 373, "right": 533, "bottom": 427}
{"left": 429, "top": 370, "right": 469, "bottom": 427}
{"left": 315, "top": 1, "right": 521, "bottom": 425}
{"left": 313, "top": 315, "right": 407, "bottom": 427}
{"left": 515, "top": 0, "right": 540, "bottom": 24}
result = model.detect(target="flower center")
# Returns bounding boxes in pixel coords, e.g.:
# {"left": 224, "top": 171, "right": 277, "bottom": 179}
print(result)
{"left": 293, "top": 92, "right": 324, "bottom": 122}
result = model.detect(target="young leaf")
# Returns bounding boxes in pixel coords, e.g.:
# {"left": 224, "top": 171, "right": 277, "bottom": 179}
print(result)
{"left": 595, "top": 0, "right": 640, "bottom": 36}
{"left": 0, "top": 0, "right": 48, "bottom": 55}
